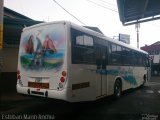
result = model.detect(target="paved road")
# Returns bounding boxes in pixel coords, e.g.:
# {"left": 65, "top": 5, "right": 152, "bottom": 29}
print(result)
{"left": 0, "top": 77, "right": 160, "bottom": 120}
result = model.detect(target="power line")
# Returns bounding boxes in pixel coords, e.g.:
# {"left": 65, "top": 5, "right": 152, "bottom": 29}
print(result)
{"left": 97, "top": 0, "right": 117, "bottom": 7}
{"left": 52, "top": 0, "right": 86, "bottom": 25}
{"left": 95, "top": 0, "right": 117, "bottom": 10}
{"left": 86, "top": 0, "right": 118, "bottom": 13}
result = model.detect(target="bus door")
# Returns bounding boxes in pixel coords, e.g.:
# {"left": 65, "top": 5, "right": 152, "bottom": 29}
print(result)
{"left": 95, "top": 44, "right": 107, "bottom": 97}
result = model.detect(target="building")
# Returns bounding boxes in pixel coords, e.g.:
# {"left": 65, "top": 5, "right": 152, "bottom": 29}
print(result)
{"left": 141, "top": 41, "right": 160, "bottom": 75}
{"left": 0, "top": 7, "right": 43, "bottom": 93}
{"left": 0, "top": 7, "right": 42, "bottom": 73}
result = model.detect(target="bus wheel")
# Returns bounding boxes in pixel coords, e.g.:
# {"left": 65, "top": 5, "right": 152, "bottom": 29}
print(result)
{"left": 114, "top": 79, "right": 122, "bottom": 99}
{"left": 142, "top": 75, "right": 146, "bottom": 87}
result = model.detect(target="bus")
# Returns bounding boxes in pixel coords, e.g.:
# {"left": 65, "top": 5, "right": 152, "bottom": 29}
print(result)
{"left": 17, "top": 21, "right": 149, "bottom": 102}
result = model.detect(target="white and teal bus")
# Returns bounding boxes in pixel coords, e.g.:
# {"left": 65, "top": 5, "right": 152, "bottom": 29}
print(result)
{"left": 17, "top": 21, "right": 149, "bottom": 102}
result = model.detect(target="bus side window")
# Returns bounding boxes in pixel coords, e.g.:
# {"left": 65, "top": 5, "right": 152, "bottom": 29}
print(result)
{"left": 102, "top": 54, "right": 106, "bottom": 69}
{"left": 71, "top": 28, "right": 95, "bottom": 64}
{"left": 146, "top": 55, "right": 150, "bottom": 67}
{"left": 96, "top": 59, "right": 101, "bottom": 69}
{"left": 96, "top": 48, "right": 101, "bottom": 69}
{"left": 95, "top": 45, "right": 107, "bottom": 69}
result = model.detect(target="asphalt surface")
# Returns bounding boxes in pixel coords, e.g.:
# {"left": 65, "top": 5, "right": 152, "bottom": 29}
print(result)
{"left": 0, "top": 76, "right": 160, "bottom": 120}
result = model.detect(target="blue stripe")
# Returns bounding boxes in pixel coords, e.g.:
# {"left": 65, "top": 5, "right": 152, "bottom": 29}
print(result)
{"left": 95, "top": 69, "right": 137, "bottom": 85}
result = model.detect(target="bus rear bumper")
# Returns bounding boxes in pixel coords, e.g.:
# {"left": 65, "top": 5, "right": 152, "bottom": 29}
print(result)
{"left": 16, "top": 84, "right": 71, "bottom": 102}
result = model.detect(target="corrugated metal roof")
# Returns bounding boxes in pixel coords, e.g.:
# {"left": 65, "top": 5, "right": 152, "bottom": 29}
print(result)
{"left": 4, "top": 7, "right": 32, "bottom": 20}
{"left": 3, "top": 7, "right": 42, "bottom": 47}
{"left": 117, "top": 0, "right": 160, "bottom": 25}
{"left": 84, "top": 26, "right": 104, "bottom": 34}
{"left": 141, "top": 41, "right": 160, "bottom": 52}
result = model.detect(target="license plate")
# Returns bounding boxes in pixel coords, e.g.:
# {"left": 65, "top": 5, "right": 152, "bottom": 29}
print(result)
{"left": 35, "top": 77, "right": 42, "bottom": 83}
{"left": 28, "top": 82, "right": 49, "bottom": 89}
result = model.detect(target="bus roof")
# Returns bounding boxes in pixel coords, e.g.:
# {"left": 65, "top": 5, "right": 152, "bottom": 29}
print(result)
{"left": 22, "top": 20, "right": 148, "bottom": 55}
{"left": 22, "top": 20, "right": 67, "bottom": 31}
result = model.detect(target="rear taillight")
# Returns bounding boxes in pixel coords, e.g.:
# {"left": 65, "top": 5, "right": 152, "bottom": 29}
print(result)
{"left": 60, "top": 77, "right": 65, "bottom": 83}
{"left": 17, "top": 70, "right": 21, "bottom": 80}
{"left": 60, "top": 71, "right": 67, "bottom": 83}
{"left": 58, "top": 71, "right": 67, "bottom": 89}
{"left": 62, "top": 71, "right": 67, "bottom": 77}
{"left": 17, "top": 70, "right": 23, "bottom": 85}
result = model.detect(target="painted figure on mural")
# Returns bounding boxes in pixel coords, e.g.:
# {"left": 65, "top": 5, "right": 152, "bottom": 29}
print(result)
{"left": 33, "top": 35, "right": 44, "bottom": 67}
{"left": 43, "top": 34, "right": 57, "bottom": 53}
{"left": 25, "top": 35, "right": 34, "bottom": 54}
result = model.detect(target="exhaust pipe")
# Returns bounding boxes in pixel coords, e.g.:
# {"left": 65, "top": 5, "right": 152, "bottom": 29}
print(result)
{"left": 27, "top": 89, "right": 30, "bottom": 95}
{"left": 45, "top": 91, "right": 48, "bottom": 97}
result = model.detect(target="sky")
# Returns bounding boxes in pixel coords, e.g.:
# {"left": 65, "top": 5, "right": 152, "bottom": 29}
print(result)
{"left": 4, "top": 0, "right": 160, "bottom": 48}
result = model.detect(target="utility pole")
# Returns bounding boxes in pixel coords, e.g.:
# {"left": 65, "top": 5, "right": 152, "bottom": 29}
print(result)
{"left": 135, "top": 23, "right": 140, "bottom": 49}
{"left": 0, "top": 0, "right": 3, "bottom": 49}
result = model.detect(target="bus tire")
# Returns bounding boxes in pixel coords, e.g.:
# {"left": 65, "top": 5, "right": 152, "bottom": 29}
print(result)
{"left": 141, "top": 75, "right": 146, "bottom": 87}
{"left": 114, "top": 79, "right": 122, "bottom": 99}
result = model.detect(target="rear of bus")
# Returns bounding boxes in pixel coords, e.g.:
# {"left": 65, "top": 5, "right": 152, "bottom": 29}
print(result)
{"left": 17, "top": 22, "right": 69, "bottom": 101}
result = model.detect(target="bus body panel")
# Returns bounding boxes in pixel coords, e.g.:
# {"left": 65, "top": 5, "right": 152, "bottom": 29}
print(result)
{"left": 105, "top": 65, "right": 147, "bottom": 96}
{"left": 17, "top": 84, "right": 72, "bottom": 101}
{"left": 69, "top": 64, "right": 97, "bottom": 102}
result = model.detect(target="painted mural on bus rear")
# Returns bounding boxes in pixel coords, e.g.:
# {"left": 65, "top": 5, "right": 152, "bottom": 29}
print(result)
{"left": 20, "top": 25, "right": 65, "bottom": 71}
